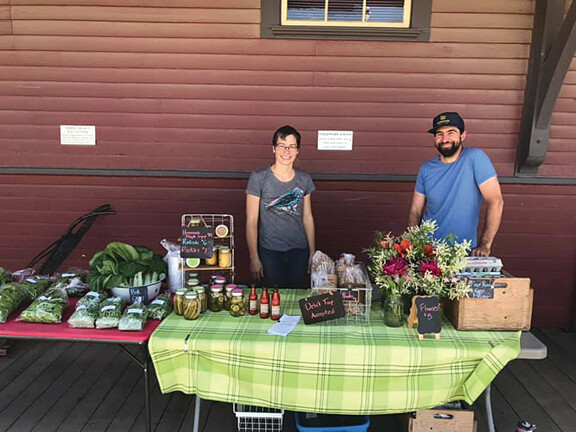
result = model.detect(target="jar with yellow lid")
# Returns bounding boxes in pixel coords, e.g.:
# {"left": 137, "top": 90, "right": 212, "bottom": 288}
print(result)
{"left": 183, "top": 291, "right": 200, "bottom": 320}
{"left": 204, "top": 246, "right": 218, "bottom": 266}
{"left": 218, "top": 246, "right": 231, "bottom": 268}
{"left": 173, "top": 288, "right": 187, "bottom": 316}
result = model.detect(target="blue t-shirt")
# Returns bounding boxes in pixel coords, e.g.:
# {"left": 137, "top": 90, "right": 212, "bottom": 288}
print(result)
{"left": 414, "top": 147, "right": 497, "bottom": 248}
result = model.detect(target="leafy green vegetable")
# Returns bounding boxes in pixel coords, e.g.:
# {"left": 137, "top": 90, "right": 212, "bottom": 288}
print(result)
{"left": 87, "top": 242, "right": 167, "bottom": 291}
{"left": 95, "top": 296, "right": 125, "bottom": 329}
{"left": 17, "top": 286, "right": 69, "bottom": 324}
{"left": 118, "top": 303, "right": 148, "bottom": 331}
{"left": 68, "top": 291, "right": 108, "bottom": 328}
{"left": 147, "top": 294, "right": 172, "bottom": 320}
{"left": 0, "top": 267, "right": 11, "bottom": 285}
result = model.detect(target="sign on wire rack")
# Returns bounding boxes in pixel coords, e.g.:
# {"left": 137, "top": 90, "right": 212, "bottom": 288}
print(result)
{"left": 299, "top": 292, "right": 345, "bottom": 325}
{"left": 180, "top": 226, "right": 214, "bottom": 259}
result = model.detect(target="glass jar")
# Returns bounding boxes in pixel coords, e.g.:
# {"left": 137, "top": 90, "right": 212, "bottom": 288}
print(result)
{"left": 223, "top": 285, "right": 235, "bottom": 311}
{"left": 213, "top": 276, "right": 227, "bottom": 286}
{"left": 218, "top": 246, "right": 231, "bottom": 268}
{"left": 186, "top": 277, "right": 200, "bottom": 289}
{"left": 204, "top": 246, "right": 218, "bottom": 266}
{"left": 173, "top": 287, "right": 187, "bottom": 316}
{"left": 187, "top": 218, "right": 202, "bottom": 227}
{"left": 383, "top": 293, "right": 404, "bottom": 327}
{"left": 209, "top": 285, "right": 225, "bottom": 312}
{"left": 229, "top": 288, "right": 245, "bottom": 317}
{"left": 183, "top": 291, "right": 200, "bottom": 320}
{"left": 194, "top": 286, "right": 208, "bottom": 313}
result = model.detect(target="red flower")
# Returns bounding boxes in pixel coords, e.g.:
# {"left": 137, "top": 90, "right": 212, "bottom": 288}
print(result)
{"left": 419, "top": 261, "right": 442, "bottom": 277}
{"left": 394, "top": 239, "right": 412, "bottom": 258}
{"left": 423, "top": 244, "right": 436, "bottom": 258}
{"left": 382, "top": 257, "right": 409, "bottom": 276}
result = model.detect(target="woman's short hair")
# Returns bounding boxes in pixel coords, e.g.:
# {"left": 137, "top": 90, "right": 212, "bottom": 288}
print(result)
{"left": 272, "top": 125, "right": 301, "bottom": 148}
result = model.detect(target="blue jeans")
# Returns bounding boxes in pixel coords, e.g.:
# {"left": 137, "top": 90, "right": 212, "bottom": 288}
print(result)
{"left": 259, "top": 246, "right": 309, "bottom": 289}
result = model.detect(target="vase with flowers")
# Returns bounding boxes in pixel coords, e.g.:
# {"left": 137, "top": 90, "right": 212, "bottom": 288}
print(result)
{"left": 365, "top": 220, "right": 471, "bottom": 327}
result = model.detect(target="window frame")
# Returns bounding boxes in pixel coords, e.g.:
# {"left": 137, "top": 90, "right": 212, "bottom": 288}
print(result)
{"left": 261, "top": 0, "right": 431, "bottom": 41}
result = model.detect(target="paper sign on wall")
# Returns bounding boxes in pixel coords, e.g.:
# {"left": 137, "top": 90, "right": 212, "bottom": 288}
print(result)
{"left": 317, "top": 130, "right": 353, "bottom": 151}
{"left": 60, "top": 125, "right": 96, "bottom": 145}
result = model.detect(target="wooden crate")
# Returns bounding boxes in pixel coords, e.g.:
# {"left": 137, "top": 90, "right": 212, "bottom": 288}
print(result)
{"left": 444, "top": 276, "right": 533, "bottom": 331}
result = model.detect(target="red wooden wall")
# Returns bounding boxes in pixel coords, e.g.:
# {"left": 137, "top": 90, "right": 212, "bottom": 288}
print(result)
{"left": 0, "top": 0, "right": 575, "bottom": 327}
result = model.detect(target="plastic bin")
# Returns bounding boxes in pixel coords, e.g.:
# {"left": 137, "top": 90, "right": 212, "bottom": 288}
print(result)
{"left": 233, "top": 404, "right": 284, "bottom": 432}
{"left": 295, "top": 412, "right": 370, "bottom": 432}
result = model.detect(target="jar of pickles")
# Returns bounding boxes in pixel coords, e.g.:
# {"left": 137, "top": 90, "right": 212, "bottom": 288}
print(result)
{"left": 205, "top": 246, "right": 218, "bottom": 266}
{"left": 218, "top": 246, "right": 231, "bottom": 268}
{"left": 194, "top": 286, "right": 208, "bottom": 313}
{"left": 186, "top": 277, "right": 200, "bottom": 289}
{"left": 223, "top": 285, "right": 235, "bottom": 311}
{"left": 183, "top": 291, "right": 200, "bottom": 320}
{"left": 173, "top": 287, "right": 187, "bottom": 316}
{"left": 208, "top": 285, "right": 225, "bottom": 312}
{"left": 229, "top": 288, "right": 245, "bottom": 317}
{"left": 213, "top": 276, "right": 226, "bottom": 286}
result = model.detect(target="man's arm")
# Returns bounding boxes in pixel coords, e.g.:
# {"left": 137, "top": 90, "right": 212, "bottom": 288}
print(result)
{"left": 302, "top": 194, "right": 315, "bottom": 272}
{"left": 407, "top": 191, "right": 426, "bottom": 228}
{"left": 246, "top": 194, "right": 263, "bottom": 280}
{"left": 473, "top": 177, "right": 504, "bottom": 257}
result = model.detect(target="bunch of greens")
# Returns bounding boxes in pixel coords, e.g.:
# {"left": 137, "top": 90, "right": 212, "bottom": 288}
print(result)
{"left": 118, "top": 303, "right": 148, "bottom": 331}
{"left": 147, "top": 294, "right": 172, "bottom": 320}
{"left": 95, "top": 296, "right": 125, "bottom": 329}
{"left": 68, "top": 291, "right": 108, "bottom": 328}
{"left": 53, "top": 273, "right": 89, "bottom": 297}
{"left": 0, "top": 267, "right": 11, "bottom": 285}
{"left": 87, "top": 242, "right": 167, "bottom": 291}
{"left": 0, "top": 277, "right": 53, "bottom": 323}
{"left": 17, "top": 286, "right": 69, "bottom": 324}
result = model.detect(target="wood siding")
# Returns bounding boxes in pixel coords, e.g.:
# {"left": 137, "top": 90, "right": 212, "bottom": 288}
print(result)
{"left": 0, "top": 0, "right": 575, "bottom": 327}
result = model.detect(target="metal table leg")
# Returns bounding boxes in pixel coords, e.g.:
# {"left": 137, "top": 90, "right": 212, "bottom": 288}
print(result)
{"left": 193, "top": 396, "right": 201, "bottom": 432}
{"left": 119, "top": 344, "right": 152, "bottom": 432}
{"left": 484, "top": 384, "right": 496, "bottom": 432}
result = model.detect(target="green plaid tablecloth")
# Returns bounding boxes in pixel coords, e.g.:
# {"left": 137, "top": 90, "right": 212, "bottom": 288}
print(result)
{"left": 149, "top": 290, "right": 520, "bottom": 414}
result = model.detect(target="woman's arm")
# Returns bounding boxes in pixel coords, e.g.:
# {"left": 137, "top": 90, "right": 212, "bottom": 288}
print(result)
{"left": 302, "top": 194, "right": 315, "bottom": 271}
{"left": 246, "top": 194, "right": 264, "bottom": 280}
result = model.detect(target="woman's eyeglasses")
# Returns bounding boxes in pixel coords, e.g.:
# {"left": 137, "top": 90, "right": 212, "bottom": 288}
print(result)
{"left": 276, "top": 145, "right": 298, "bottom": 152}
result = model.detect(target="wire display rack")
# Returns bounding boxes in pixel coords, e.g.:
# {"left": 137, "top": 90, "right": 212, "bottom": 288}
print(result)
{"left": 180, "top": 214, "right": 235, "bottom": 286}
{"left": 311, "top": 262, "right": 372, "bottom": 326}
{"left": 233, "top": 404, "right": 284, "bottom": 432}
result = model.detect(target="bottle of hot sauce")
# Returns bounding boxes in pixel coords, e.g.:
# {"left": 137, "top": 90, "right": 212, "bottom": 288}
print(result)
{"left": 271, "top": 287, "right": 281, "bottom": 321}
{"left": 259, "top": 287, "right": 269, "bottom": 319}
{"left": 248, "top": 285, "right": 258, "bottom": 315}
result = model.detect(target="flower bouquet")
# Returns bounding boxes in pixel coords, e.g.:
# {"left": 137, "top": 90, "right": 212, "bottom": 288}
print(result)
{"left": 364, "top": 220, "right": 471, "bottom": 326}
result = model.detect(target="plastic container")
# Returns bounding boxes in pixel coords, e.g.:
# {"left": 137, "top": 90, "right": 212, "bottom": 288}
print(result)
{"left": 295, "top": 413, "right": 370, "bottom": 432}
{"left": 233, "top": 404, "right": 283, "bottom": 432}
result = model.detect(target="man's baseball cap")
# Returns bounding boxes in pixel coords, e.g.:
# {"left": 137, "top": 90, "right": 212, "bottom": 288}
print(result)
{"left": 428, "top": 112, "right": 465, "bottom": 134}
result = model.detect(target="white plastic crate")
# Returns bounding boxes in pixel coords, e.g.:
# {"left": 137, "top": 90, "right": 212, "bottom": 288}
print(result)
{"left": 233, "top": 404, "right": 284, "bottom": 432}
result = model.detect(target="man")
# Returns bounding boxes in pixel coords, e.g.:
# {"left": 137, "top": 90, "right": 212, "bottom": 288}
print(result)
{"left": 407, "top": 112, "right": 504, "bottom": 257}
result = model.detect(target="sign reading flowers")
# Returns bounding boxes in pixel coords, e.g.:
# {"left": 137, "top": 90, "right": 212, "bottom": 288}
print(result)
{"left": 365, "top": 220, "right": 471, "bottom": 300}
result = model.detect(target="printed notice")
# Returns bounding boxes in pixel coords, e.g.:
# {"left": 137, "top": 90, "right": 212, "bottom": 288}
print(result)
{"left": 60, "top": 125, "right": 96, "bottom": 145}
{"left": 317, "top": 130, "right": 353, "bottom": 151}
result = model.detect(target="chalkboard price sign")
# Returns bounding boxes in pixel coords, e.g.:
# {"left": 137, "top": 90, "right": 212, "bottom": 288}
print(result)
{"left": 129, "top": 286, "right": 149, "bottom": 304}
{"left": 340, "top": 288, "right": 359, "bottom": 302}
{"left": 180, "top": 226, "right": 214, "bottom": 258}
{"left": 299, "top": 292, "right": 346, "bottom": 325}
{"left": 469, "top": 278, "right": 494, "bottom": 299}
{"left": 408, "top": 295, "right": 441, "bottom": 338}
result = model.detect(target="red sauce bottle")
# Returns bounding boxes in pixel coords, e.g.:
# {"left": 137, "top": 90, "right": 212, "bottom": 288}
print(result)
{"left": 271, "top": 287, "right": 281, "bottom": 321}
{"left": 248, "top": 285, "right": 258, "bottom": 315}
{"left": 259, "top": 287, "right": 269, "bottom": 319}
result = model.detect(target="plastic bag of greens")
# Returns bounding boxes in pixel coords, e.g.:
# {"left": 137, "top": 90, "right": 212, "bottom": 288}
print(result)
{"left": 0, "top": 283, "right": 30, "bottom": 323}
{"left": 95, "top": 297, "right": 125, "bottom": 329}
{"left": 20, "top": 276, "right": 53, "bottom": 300}
{"left": 0, "top": 267, "right": 11, "bottom": 285}
{"left": 118, "top": 303, "right": 148, "bottom": 331}
{"left": 52, "top": 273, "right": 89, "bottom": 298}
{"left": 17, "top": 286, "right": 69, "bottom": 324}
{"left": 68, "top": 291, "right": 108, "bottom": 328}
{"left": 146, "top": 294, "right": 172, "bottom": 320}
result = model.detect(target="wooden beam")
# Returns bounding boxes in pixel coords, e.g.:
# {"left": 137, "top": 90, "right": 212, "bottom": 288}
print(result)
{"left": 516, "top": 0, "right": 576, "bottom": 176}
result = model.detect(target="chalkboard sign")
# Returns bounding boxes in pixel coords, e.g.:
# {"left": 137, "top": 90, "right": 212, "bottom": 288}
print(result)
{"left": 299, "top": 292, "right": 346, "bottom": 325}
{"left": 414, "top": 296, "right": 441, "bottom": 335}
{"left": 340, "top": 288, "right": 359, "bottom": 302}
{"left": 469, "top": 278, "right": 494, "bottom": 299}
{"left": 180, "top": 226, "right": 214, "bottom": 258}
{"left": 129, "top": 286, "right": 149, "bottom": 305}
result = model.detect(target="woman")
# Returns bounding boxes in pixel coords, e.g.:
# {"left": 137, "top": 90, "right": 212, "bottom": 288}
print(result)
{"left": 246, "top": 125, "right": 315, "bottom": 288}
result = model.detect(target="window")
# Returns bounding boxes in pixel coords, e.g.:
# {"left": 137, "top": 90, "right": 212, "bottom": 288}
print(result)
{"left": 262, "top": 0, "right": 431, "bottom": 41}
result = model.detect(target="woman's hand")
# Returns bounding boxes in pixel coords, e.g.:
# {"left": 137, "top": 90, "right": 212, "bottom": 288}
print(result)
{"left": 250, "top": 257, "right": 264, "bottom": 280}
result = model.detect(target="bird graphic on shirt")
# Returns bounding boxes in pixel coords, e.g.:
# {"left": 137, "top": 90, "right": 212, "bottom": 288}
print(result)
{"left": 265, "top": 188, "right": 303, "bottom": 214}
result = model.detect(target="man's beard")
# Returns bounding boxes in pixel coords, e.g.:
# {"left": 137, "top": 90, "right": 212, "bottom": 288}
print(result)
{"left": 437, "top": 138, "right": 462, "bottom": 158}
